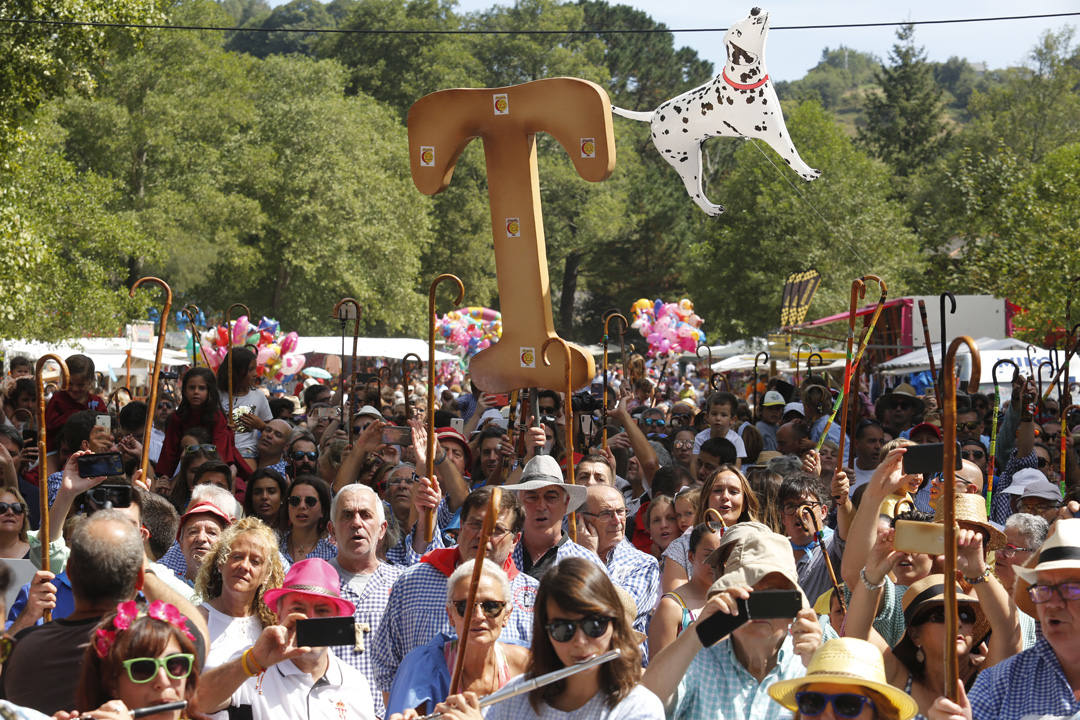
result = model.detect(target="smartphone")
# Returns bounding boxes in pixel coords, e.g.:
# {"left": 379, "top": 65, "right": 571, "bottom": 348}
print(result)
{"left": 86, "top": 483, "right": 133, "bottom": 509}
{"left": 579, "top": 414, "right": 595, "bottom": 438}
{"left": 894, "top": 519, "right": 945, "bottom": 555}
{"left": 589, "top": 382, "right": 604, "bottom": 399}
{"left": 694, "top": 589, "right": 802, "bottom": 647}
{"left": 21, "top": 428, "right": 37, "bottom": 446}
{"left": 296, "top": 617, "right": 355, "bottom": 647}
{"left": 450, "top": 418, "right": 465, "bottom": 434}
{"left": 490, "top": 393, "right": 510, "bottom": 407}
{"left": 77, "top": 452, "right": 125, "bottom": 478}
{"left": 95, "top": 414, "right": 112, "bottom": 432}
{"left": 382, "top": 426, "right": 413, "bottom": 446}
{"left": 902, "top": 442, "right": 962, "bottom": 475}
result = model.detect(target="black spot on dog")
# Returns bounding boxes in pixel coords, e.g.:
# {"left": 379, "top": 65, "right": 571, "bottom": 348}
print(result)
{"left": 682, "top": 117, "right": 689, "bottom": 124}
{"left": 754, "top": 125, "right": 761, "bottom": 132}
{"left": 703, "top": 102, "right": 714, "bottom": 111}
{"left": 723, "top": 121, "right": 740, "bottom": 134}
{"left": 663, "top": 129, "right": 670, "bottom": 135}
{"left": 726, "top": 97, "right": 734, "bottom": 105}
{"left": 762, "top": 98, "right": 767, "bottom": 105}
{"left": 660, "top": 114, "right": 665, "bottom": 122}
{"left": 673, "top": 105, "right": 682, "bottom": 114}
{"left": 679, "top": 156, "right": 688, "bottom": 162}
{"left": 746, "top": 96, "right": 754, "bottom": 104}
{"left": 682, "top": 128, "right": 689, "bottom": 133}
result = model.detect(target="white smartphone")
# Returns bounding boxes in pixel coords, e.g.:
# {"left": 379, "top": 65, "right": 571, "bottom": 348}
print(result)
{"left": 580, "top": 415, "right": 595, "bottom": 437}
{"left": 450, "top": 418, "right": 465, "bottom": 433}
{"left": 95, "top": 414, "right": 112, "bottom": 432}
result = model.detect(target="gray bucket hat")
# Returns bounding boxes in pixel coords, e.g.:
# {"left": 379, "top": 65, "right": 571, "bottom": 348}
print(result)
{"left": 500, "top": 454, "right": 588, "bottom": 513}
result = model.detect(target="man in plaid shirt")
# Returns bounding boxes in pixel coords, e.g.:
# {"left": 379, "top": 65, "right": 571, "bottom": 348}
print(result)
{"left": 371, "top": 487, "right": 537, "bottom": 699}
{"left": 327, "top": 485, "right": 402, "bottom": 720}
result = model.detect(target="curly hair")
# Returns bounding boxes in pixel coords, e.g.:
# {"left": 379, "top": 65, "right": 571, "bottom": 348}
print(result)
{"left": 193, "top": 517, "right": 283, "bottom": 628}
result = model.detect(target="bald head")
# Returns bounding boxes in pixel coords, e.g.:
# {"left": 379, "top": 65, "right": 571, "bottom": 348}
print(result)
{"left": 258, "top": 418, "right": 292, "bottom": 459}
{"left": 957, "top": 459, "right": 984, "bottom": 494}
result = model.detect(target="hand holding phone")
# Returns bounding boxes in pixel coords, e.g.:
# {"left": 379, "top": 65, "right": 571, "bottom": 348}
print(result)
{"left": 295, "top": 617, "right": 355, "bottom": 647}
{"left": 382, "top": 426, "right": 413, "bottom": 446}
{"left": 77, "top": 452, "right": 125, "bottom": 478}
{"left": 694, "top": 589, "right": 802, "bottom": 647}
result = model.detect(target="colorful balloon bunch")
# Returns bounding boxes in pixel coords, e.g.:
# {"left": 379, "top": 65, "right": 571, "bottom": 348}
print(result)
{"left": 199, "top": 316, "right": 306, "bottom": 381}
{"left": 436, "top": 306, "right": 502, "bottom": 358}
{"left": 630, "top": 298, "right": 707, "bottom": 356}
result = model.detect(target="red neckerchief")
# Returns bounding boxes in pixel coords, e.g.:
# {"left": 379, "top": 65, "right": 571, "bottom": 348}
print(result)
{"left": 420, "top": 546, "right": 520, "bottom": 581}
{"left": 722, "top": 69, "right": 769, "bottom": 90}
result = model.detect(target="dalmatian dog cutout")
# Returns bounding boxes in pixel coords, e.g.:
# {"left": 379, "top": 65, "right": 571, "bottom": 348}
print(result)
{"left": 612, "top": 7, "right": 820, "bottom": 216}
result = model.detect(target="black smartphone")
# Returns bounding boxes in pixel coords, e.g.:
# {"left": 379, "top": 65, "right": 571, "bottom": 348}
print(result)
{"left": 589, "top": 382, "right": 604, "bottom": 399}
{"left": 21, "top": 428, "right": 37, "bottom": 446}
{"left": 86, "top": 483, "right": 132, "bottom": 509}
{"left": 694, "top": 589, "right": 802, "bottom": 647}
{"left": 902, "top": 442, "right": 962, "bottom": 475}
{"left": 295, "top": 617, "right": 354, "bottom": 647}
{"left": 77, "top": 452, "right": 125, "bottom": 478}
{"left": 382, "top": 426, "right": 413, "bottom": 446}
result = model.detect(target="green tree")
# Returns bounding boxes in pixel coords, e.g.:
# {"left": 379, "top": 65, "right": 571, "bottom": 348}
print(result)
{"left": 858, "top": 24, "right": 949, "bottom": 176}
{"left": 225, "top": 0, "right": 337, "bottom": 58}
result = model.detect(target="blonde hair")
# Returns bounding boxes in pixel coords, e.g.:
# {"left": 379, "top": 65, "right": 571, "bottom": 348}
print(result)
{"left": 194, "top": 517, "right": 284, "bottom": 627}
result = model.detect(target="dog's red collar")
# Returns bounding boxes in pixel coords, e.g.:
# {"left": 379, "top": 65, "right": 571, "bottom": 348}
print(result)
{"left": 722, "top": 69, "right": 769, "bottom": 90}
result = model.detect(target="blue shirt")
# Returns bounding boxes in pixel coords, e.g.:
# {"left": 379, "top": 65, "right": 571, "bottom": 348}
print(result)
{"left": 385, "top": 631, "right": 453, "bottom": 717}
{"left": 603, "top": 539, "right": 660, "bottom": 637}
{"left": 511, "top": 535, "right": 607, "bottom": 580}
{"left": 5, "top": 572, "right": 74, "bottom": 630}
{"left": 969, "top": 635, "right": 1080, "bottom": 720}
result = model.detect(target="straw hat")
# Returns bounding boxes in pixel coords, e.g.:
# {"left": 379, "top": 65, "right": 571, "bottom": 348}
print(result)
{"left": 1013, "top": 518, "right": 1080, "bottom": 616}
{"left": 499, "top": 455, "right": 587, "bottom": 513}
{"left": 892, "top": 574, "right": 983, "bottom": 672}
{"left": 705, "top": 522, "right": 808, "bottom": 607}
{"left": 932, "top": 493, "right": 1006, "bottom": 551}
{"left": 878, "top": 383, "right": 925, "bottom": 414}
{"left": 769, "top": 638, "right": 919, "bottom": 720}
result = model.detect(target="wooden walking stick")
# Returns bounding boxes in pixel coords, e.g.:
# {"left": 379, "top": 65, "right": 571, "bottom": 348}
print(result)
{"left": 1037, "top": 360, "right": 1055, "bottom": 411}
{"left": 799, "top": 503, "right": 845, "bottom": 611}
{"left": 181, "top": 305, "right": 206, "bottom": 368}
{"left": 696, "top": 343, "right": 714, "bottom": 393}
{"left": 939, "top": 292, "right": 956, "bottom": 393}
{"left": 794, "top": 342, "right": 812, "bottom": 386}
{"left": 942, "top": 335, "right": 981, "bottom": 703}
{"left": 222, "top": 303, "right": 251, "bottom": 429}
{"left": 807, "top": 353, "right": 823, "bottom": 377}
{"left": 543, "top": 337, "right": 579, "bottom": 543}
{"left": 917, "top": 299, "right": 941, "bottom": 410}
{"left": 447, "top": 486, "right": 501, "bottom": 696}
{"left": 704, "top": 507, "right": 727, "bottom": 532}
{"left": 402, "top": 352, "right": 423, "bottom": 421}
{"left": 427, "top": 275, "right": 465, "bottom": 542}
{"left": 131, "top": 278, "right": 172, "bottom": 486}
{"left": 1060, "top": 404, "right": 1080, "bottom": 499}
{"left": 332, "top": 298, "right": 362, "bottom": 446}
{"left": 1041, "top": 324, "right": 1080, "bottom": 402}
{"left": 987, "top": 359, "right": 1019, "bottom": 513}
{"left": 753, "top": 352, "right": 769, "bottom": 422}
{"left": 601, "top": 311, "right": 627, "bottom": 450}
{"left": 34, "top": 355, "right": 69, "bottom": 622}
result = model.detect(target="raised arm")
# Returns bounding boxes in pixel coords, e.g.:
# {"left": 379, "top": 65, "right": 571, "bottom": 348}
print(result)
{"left": 841, "top": 447, "right": 908, "bottom": 589}
{"left": 955, "top": 528, "right": 1021, "bottom": 667}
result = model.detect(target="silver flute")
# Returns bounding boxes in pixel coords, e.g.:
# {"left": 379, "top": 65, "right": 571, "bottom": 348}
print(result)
{"left": 416, "top": 648, "right": 621, "bottom": 720}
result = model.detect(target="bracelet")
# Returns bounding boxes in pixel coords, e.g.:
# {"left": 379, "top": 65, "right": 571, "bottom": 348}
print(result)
{"left": 860, "top": 567, "right": 885, "bottom": 591}
{"left": 963, "top": 566, "right": 992, "bottom": 586}
{"left": 241, "top": 648, "right": 264, "bottom": 677}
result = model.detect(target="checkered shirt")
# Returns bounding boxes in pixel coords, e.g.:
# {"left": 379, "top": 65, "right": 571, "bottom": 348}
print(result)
{"left": 370, "top": 554, "right": 538, "bottom": 692}
{"left": 329, "top": 560, "right": 403, "bottom": 720}
{"left": 46, "top": 471, "right": 62, "bottom": 508}
{"left": 970, "top": 634, "right": 1080, "bottom": 720}
{"left": 278, "top": 531, "right": 337, "bottom": 564}
{"left": 673, "top": 633, "right": 804, "bottom": 720}
{"left": 157, "top": 541, "right": 188, "bottom": 579}
{"left": 990, "top": 449, "right": 1038, "bottom": 525}
{"left": 604, "top": 539, "right": 659, "bottom": 636}
{"left": 510, "top": 535, "right": 607, "bottom": 579}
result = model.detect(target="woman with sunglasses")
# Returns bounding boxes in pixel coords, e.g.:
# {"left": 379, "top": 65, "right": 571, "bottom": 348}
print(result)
{"left": 66, "top": 601, "right": 202, "bottom": 720}
{"left": 413, "top": 557, "right": 662, "bottom": 720}
{"left": 670, "top": 429, "right": 696, "bottom": 469}
{"left": 169, "top": 438, "right": 222, "bottom": 514}
{"left": 156, "top": 367, "right": 241, "bottom": 482}
{"left": 648, "top": 522, "right": 722, "bottom": 658}
{"left": 661, "top": 465, "right": 760, "bottom": 591}
{"left": 279, "top": 476, "right": 335, "bottom": 563}
{"left": 242, "top": 468, "right": 288, "bottom": 534}
{"left": 385, "top": 559, "right": 528, "bottom": 718}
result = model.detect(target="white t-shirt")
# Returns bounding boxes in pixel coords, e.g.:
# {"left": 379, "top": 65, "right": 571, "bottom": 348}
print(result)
{"left": 203, "top": 604, "right": 263, "bottom": 720}
{"left": 691, "top": 428, "right": 746, "bottom": 459}
{"left": 486, "top": 680, "right": 664, "bottom": 720}
{"left": 231, "top": 651, "right": 374, "bottom": 720}
{"left": 221, "top": 389, "right": 272, "bottom": 457}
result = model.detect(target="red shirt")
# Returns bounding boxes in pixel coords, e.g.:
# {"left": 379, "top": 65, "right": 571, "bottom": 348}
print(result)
{"left": 44, "top": 390, "right": 107, "bottom": 453}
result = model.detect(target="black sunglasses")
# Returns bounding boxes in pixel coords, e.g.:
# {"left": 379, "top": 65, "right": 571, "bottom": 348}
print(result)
{"left": 288, "top": 495, "right": 319, "bottom": 508}
{"left": 0, "top": 502, "right": 25, "bottom": 516}
{"left": 545, "top": 615, "right": 612, "bottom": 643}
{"left": 795, "top": 691, "right": 874, "bottom": 719}
{"left": 290, "top": 450, "right": 318, "bottom": 461}
{"left": 452, "top": 599, "right": 506, "bottom": 618}
{"left": 961, "top": 449, "right": 985, "bottom": 460}
{"left": 1037, "top": 457, "right": 1051, "bottom": 469}
{"left": 917, "top": 606, "right": 976, "bottom": 625}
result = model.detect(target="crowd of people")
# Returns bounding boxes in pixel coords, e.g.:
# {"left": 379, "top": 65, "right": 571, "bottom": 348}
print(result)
{"left": 0, "top": 347, "right": 1078, "bottom": 720}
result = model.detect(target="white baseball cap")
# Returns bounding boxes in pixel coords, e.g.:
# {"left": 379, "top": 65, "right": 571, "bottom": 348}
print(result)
{"left": 783, "top": 402, "right": 805, "bottom": 417}
{"left": 763, "top": 390, "right": 786, "bottom": 407}
{"left": 1020, "top": 478, "right": 1064, "bottom": 502}
{"left": 1003, "top": 468, "right": 1045, "bottom": 496}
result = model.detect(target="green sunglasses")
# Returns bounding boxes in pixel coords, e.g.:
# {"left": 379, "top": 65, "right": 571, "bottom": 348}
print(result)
{"left": 121, "top": 653, "right": 195, "bottom": 683}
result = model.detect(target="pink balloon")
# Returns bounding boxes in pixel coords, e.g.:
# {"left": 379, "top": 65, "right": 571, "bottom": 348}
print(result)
{"left": 280, "top": 331, "right": 298, "bottom": 355}
{"left": 232, "top": 316, "right": 250, "bottom": 346}
{"left": 279, "top": 352, "right": 305, "bottom": 376}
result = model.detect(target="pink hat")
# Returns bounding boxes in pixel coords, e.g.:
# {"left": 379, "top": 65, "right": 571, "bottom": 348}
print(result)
{"left": 262, "top": 559, "right": 355, "bottom": 617}
{"left": 176, "top": 501, "right": 233, "bottom": 539}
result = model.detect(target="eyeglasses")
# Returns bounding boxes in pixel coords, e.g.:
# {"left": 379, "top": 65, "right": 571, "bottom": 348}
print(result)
{"left": 961, "top": 449, "right": 985, "bottom": 460}
{"left": 0, "top": 502, "right": 26, "bottom": 516}
{"left": 581, "top": 508, "right": 627, "bottom": 521}
{"left": 795, "top": 691, "right": 875, "bottom": 719}
{"left": 1020, "top": 500, "right": 1063, "bottom": 514}
{"left": 893, "top": 400, "right": 913, "bottom": 411}
{"left": 781, "top": 501, "right": 821, "bottom": 516}
{"left": 451, "top": 599, "right": 506, "bottom": 618}
{"left": 916, "top": 606, "right": 977, "bottom": 625}
{"left": 462, "top": 520, "right": 512, "bottom": 540}
{"left": 956, "top": 421, "right": 981, "bottom": 432}
{"left": 121, "top": 653, "right": 195, "bottom": 683}
{"left": 998, "top": 543, "right": 1035, "bottom": 557}
{"left": 1043, "top": 433, "right": 1060, "bottom": 443}
{"left": 290, "top": 450, "right": 318, "bottom": 461}
{"left": 288, "top": 495, "right": 319, "bottom": 508}
{"left": 674, "top": 440, "right": 693, "bottom": 450}
{"left": 183, "top": 444, "right": 216, "bottom": 455}
{"left": 545, "top": 615, "right": 613, "bottom": 643}
{"left": 1027, "top": 582, "right": 1080, "bottom": 604}
{"left": 387, "top": 473, "right": 419, "bottom": 486}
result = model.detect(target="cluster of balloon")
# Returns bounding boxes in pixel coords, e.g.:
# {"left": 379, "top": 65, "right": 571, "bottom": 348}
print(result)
{"left": 202, "top": 316, "right": 306, "bottom": 381}
{"left": 437, "top": 360, "right": 465, "bottom": 387}
{"left": 630, "top": 298, "right": 707, "bottom": 356}
{"left": 437, "top": 306, "right": 502, "bottom": 357}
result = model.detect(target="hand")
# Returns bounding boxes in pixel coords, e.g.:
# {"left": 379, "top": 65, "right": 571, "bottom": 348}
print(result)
{"left": 955, "top": 527, "right": 986, "bottom": 579}
{"left": 790, "top": 608, "right": 823, "bottom": 666}
{"left": 476, "top": 393, "right": 494, "bottom": 412}
{"left": 355, "top": 419, "right": 386, "bottom": 456}
{"left": 831, "top": 467, "right": 850, "bottom": 501}
{"left": 1059, "top": 499, "right": 1080, "bottom": 519}
{"left": 408, "top": 418, "right": 432, "bottom": 468}
{"left": 237, "top": 412, "right": 265, "bottom": 432}
{"left": 430, "top": 691, "right": 484, "bottom": 720}
{"left": 498, "top": 436, "right": 515, "bottom": 460}
{"left": 59, "top": 450, "right": 107, "bottom": 496}
{"left": 412, "top": 476, "right": 441, "bottom": 513}
{"left": 926, "top": 680, "right": 973, "bottom": 720}
{"left": 525, "top": 426, "right": 546, "bottom": 456}
{"left": 20, "top": 443, "right": 38, "bottom": 471}
{"left": 614, "top": 393, "right": 631, "bottom": 419}
{"left": 576, "top": 514, "right": 598, "bottom": 553}
{"left": 131, "top": 468, "right": 151, "bottom": 493}
{"left": 23, "top": 570, "right": 58, "bottom": 622}
{"left": 386, "top": 711, "right": 422, "bottom": 720}
{"left": 62, "top": 700, "right": 133, "bottom": 720}
{"left": 250, "top": 614, "right": 310, "bottom": 669}
{"left": 88, "top": 425, "right": 113, "bottom": 452}
{"left": 866, "top": 447, "right": 909, "bottom": 501}
{"left": 599, "top": 446, "right": 617, "bottom": 474}
{"left": 118, "top": 434, "right": 142, "bottom": 461}
{"left": 802, "top": 449, "right": 821, "bottom": 477}
{"left": 607, "top": 431, "right": 632, "bottom": 451}
{"left": 865, "top": 528, "right": 903, "bottom": 585}
{"left": 695, "top": 584, "right": 752, "bottom": 625}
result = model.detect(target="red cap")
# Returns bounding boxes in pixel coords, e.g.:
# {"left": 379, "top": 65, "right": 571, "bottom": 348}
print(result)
{"left": 177, "top": 501, "right": 233, "bottom": 539}
{"left": 909, "top": 422, "right": 942, "bottom": 441}
{"left": 435, "top": 426, "right": 471, "bottom": 468}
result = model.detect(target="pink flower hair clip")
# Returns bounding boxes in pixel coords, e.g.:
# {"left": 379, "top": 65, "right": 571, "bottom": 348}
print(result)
{"left": 94, "top": 600, "right": 196, "bottom": 658}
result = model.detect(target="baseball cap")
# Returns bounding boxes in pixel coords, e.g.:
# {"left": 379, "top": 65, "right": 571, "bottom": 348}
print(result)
{"left": 762, "top": 391, "right": 785, "bottom": 407}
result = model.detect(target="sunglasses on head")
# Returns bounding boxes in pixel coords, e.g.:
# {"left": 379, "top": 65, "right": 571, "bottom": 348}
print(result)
{"left": 917, "top": 606, "right": 976, "bottom": 625}
{"left": 290, "top": 450, "right": 318, "bottom": 461}
{"left": 184, "top": 444, "right": 216, "bottom": 455}
{"left": 451, "top": 599, "right": 506, "bottom": 619}
{"left": 795, "top": 691, "right": 875, "bottom": 719}
{"left": 288, "top": 495, "right": 319, "bottom": 508}
{"left": 545, "top": 615, "right": 613, "bottom": 643}
{"left": 121, "top": 653, "right": 194, "bottom": 683}
{"left": 0, "top": 502, "right": 25, "bottom": 516}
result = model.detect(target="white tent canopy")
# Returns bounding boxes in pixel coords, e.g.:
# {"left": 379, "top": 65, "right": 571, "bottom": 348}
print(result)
{"left": 1, "top": 337, "right": 190, "bottom": 382}
{"left": 294, "top": 336, "right": 458, "bottom": 362}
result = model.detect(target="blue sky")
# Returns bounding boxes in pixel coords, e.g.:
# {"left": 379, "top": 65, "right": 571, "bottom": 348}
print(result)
{"left": 364, "top": 0, "right": 1079, "bottom": 82}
